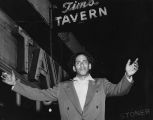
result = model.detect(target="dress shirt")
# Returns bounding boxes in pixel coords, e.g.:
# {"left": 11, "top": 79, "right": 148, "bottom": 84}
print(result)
{"left": 73, "top": 74, "right": 94, "bottom": 111}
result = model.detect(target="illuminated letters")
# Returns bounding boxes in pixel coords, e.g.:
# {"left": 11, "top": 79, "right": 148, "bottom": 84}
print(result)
{"left": 55, "top": 7, "right": 107, "bottom": 26}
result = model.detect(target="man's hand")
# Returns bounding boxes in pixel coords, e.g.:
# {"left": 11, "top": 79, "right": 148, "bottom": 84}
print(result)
{"left": 125, "top": 58, "right": 139, "bottom": 77}
{"left": 1, "top": 71, "right": 16, "bottom": 85}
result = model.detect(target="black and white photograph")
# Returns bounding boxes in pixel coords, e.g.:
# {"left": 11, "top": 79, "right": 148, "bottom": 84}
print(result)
{"left": 0, "top": 0, "right": 152, "bottom": 120}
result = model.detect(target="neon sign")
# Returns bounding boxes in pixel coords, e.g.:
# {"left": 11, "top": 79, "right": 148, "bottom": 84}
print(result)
{"left": 62, "top": 0, "right": 99, "bottom": 13}
{"left": 55, "top": 0, "right": 108, "bottom": 26}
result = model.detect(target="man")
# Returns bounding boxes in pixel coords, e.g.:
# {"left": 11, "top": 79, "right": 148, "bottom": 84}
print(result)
{"left": 1, "top": 52, "right": 138, "bottom": 120}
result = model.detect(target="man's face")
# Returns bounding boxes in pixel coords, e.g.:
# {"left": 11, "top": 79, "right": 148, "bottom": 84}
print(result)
{"left": 73, "top": 54, "right": 91, "bottom": 76}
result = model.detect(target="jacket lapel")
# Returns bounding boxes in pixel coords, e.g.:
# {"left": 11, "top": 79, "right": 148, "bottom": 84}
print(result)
{"left": 64, "top": 81, "right": 82, "bottom": 114}
{"left": 83, "top": 80, "right": 97, "bottom": 112}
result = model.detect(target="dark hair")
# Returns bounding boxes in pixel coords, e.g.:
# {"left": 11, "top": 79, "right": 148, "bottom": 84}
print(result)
{"left": 68, "top": 52, "right": 95, "bottom": 69}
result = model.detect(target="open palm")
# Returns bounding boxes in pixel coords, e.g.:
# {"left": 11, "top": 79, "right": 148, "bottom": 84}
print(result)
{"left": 126, "top": 58, "right": 139, "bottom": 77}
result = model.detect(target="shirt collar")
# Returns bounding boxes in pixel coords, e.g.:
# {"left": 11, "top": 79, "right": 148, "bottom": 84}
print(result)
{"left": 73, "top": 74, "right": 95, "bottom": 82}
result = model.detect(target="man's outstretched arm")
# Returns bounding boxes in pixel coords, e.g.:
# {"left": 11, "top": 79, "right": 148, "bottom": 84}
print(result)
{"left": 103, "top": 58, "right": 139, "bottom": 97}
{"left": 1, "top": 71, "right": 59, "bottom": 102}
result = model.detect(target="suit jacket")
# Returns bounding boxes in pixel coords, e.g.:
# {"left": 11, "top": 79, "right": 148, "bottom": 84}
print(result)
{"left": 13, "top": 75, "right": 133, "bottom": 120}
